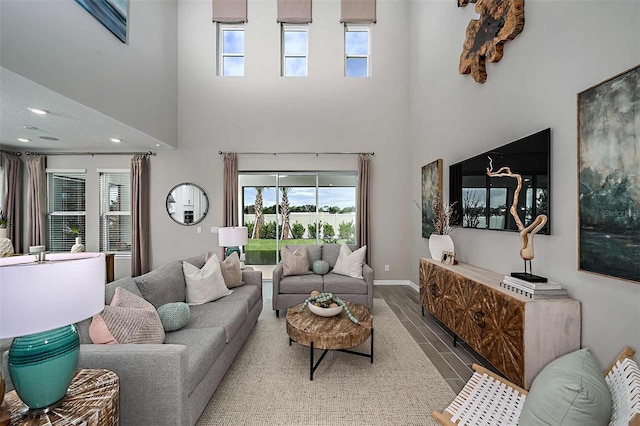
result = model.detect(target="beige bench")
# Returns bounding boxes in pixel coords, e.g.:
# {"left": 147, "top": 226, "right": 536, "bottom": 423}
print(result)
{"left": 433, "top": 347, "right": 640, "bottom": 426}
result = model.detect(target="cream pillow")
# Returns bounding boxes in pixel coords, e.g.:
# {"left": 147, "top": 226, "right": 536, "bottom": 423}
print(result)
{"left": 281, "top": 246, "right": 313, "bottom": 277}
{"left": 332, "top": 244, "right": 367, "bottom": 279}
{"left": 183, "top": 253, "right": 232, "bottom": 305}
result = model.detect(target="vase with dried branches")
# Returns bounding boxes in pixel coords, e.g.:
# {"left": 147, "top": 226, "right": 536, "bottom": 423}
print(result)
{"left": 428, "top": 196, "right": 458, "bottom": 261}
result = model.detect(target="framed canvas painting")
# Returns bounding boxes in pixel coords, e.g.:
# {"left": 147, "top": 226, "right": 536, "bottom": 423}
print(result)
{"left": 421, "top": 159, "right": 443, "bottom": 238}
{"left": 578, "top": 64, "right": 640, "bottom": 283}
{"left": 76, "top": 0, "right": 128, "bottom": 43}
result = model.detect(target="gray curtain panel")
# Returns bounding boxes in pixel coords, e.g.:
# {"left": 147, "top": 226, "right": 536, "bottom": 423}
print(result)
{"left": 212, "top": 0, "right": 248, "bottom": 23}
{"left": 278, "top": 0, "right": 312, "bottom": 23}
{"left": 357, "top": 153, "right": 371, "bottom": 264}
{"left": 131, "top": 154, "right": 150, "bottom": 277}
{"left": 223, "top": 153, "right": 238, "bottom": 227}
{"left": 27, "top": 155, "right": 46, "bottom": 248}
{"left": 341, "top": 0, "right": 376, "bottom": 23}
{"left": 1, "top": 153, "right": 23, "bottom": 253}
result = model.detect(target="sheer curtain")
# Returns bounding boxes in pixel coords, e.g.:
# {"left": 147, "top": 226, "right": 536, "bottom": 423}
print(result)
{"left": 1, "top": 153, "right": 23, "bottom": 253}
{"left": 223, "top": 153, "right": 238, "bottom": 227}
{"left": 357, "top": 153, "right": 371, "bottom": 264}
{"left": 131, "top": 154, "right": 150, "bottom": 276}
{"left": 27, "top": 155, "right": 46, "bottom": 248}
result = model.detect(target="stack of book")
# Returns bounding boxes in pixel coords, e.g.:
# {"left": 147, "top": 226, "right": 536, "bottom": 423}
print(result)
{"left": 500, "top": 275, "right": 569, "bottom": 299}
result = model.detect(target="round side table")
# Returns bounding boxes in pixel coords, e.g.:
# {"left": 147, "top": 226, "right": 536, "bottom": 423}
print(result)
{"left": 2, "top": 369, "right": 119, "bottom": 426}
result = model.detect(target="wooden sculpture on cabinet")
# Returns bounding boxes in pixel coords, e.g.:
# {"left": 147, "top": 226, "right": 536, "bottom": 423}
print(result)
{"left": 487, "top": 156, "right": 547, "bottom": 281}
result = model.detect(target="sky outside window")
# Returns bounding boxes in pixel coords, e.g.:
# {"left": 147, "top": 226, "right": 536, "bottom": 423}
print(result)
{"left": 283, "top": 28, "right": 308, "bottom": 77}
{"left": 244, "top": 187, "right": 355, "bottom": 209}
{"left": 345, "top": 29, "right": 369, "bottom": 77}
{"left": 222, "top": 29, "right": 244, "bottom": 76}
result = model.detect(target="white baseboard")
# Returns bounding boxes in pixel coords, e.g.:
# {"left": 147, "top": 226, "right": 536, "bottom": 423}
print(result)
{"left": 374, "top": 280, "right": 419, "bottom": 292}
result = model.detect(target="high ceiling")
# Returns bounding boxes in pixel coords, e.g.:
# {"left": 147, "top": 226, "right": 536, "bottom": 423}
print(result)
{"left": 0, "top": 67, "right": 172, "bottom": 152}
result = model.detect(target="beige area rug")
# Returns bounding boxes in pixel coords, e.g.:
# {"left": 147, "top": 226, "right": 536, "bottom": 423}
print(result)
{"left": 197, "top": 298, "right": 455, "bottom": 425}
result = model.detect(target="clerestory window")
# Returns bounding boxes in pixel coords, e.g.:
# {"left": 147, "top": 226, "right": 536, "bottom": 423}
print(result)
{"left": 218, "top": 24, "right": 245, "bottom": 76}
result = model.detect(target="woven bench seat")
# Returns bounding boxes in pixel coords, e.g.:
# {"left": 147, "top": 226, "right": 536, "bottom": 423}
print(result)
{"left": 433, "top": 348, "right": 640, "bottom": 426}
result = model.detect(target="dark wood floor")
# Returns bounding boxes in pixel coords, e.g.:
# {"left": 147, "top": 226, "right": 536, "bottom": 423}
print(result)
{"left": 375, "top": 285, "right": 494, "bottom": 394}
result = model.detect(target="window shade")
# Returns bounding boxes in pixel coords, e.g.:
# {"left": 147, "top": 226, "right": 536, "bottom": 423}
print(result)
{"left": 341, "top": 0, "right": 376, "bottom": 23}
{"left": 100, "top": 172, "right": 132, "bottom": 254}
{"left": 47, "top": 171, "right": 86, "bottom": 252}
{"left": 213, "top": 0, "right": 248, "bottom": 23}
{"left": 278, "top": 0, "right": 312, "bottom": 23}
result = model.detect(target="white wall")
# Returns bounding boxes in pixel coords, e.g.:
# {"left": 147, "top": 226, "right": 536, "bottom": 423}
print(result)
{"left": 22, "top": 0, "right": 412, "bottom": 280}
{"left": 409, "top": 0, "right": 640, "bottom": 365}
{"left": 0, "top": 0, "right": 178, "bottom": 146}
{"left": 148, "top": 0, "right": 412, "bottom": 275}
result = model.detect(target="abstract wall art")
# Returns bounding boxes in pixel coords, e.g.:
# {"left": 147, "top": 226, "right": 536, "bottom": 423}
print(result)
{"left": 76, "top": 0, "right": 128, "bottom": 43}
{"left": 421, "top": 159, "right": 443, "bottom": 238}
{"left": 578, "top": 64, "right": 640, "bottom": 283}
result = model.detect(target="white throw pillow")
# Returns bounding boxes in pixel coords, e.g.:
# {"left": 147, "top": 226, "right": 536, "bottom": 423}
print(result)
{"left": 332, "top": 244, "right": 367, "bottom": 279}
{"left": 183, "top": 253, "right": 232, "bottom": 305}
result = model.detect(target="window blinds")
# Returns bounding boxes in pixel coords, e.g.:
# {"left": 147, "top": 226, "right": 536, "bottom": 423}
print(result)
{"left": 213, "top": 0, "right": 248, "bottom": 23}
{"left": 278, "top": 0, "right": 312, "bottom": 24}
{"left": 99, "top": 171, "right": 132, "bottom": 254}
{"left": 47, "top": 171, "right": 86, "bottom": 252}
{"left": 341, "top": 0, "right": 376, "bottom": 23}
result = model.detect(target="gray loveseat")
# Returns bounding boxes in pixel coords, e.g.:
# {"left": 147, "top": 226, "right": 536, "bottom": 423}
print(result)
{"left": 272, "top": 244, "right": 373, "bottom": 316}
{"left": 2, "top": 254, "right": 262, "bottom": 426}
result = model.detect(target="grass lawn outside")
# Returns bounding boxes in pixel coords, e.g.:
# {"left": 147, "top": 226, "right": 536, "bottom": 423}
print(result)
{"left": 245, "top": 239, "right": 318, "bottom": 250}
{"left": 244, "top": 238, "right": 352, "bottom": 264}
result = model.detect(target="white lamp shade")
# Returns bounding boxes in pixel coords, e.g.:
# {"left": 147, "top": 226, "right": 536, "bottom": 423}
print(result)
{"left": 218, "top": 227, "right": 248, "bottom": 247}
{"left": 0, "top": 252, "right": 106, "bottom": 338}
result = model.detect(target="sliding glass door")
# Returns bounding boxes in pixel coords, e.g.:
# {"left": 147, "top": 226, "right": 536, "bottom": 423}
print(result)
{"left": 238, "top": 172, "right": 357, "bottom": 278}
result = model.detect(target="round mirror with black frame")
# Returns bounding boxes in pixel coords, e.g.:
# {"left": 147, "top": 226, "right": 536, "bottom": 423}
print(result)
{"left": 166, "top": 183, "right": 209, "bottom": 226}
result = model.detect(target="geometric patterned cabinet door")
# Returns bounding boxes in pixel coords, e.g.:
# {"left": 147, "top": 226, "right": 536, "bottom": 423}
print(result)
{"left": 420, "top": 258, "right": 581, "bottom": 389}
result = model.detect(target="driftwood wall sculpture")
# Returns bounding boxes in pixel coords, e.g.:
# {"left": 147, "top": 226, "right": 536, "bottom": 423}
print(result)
{"left": 459, "top": 0, "right": 525, "bottom": 83}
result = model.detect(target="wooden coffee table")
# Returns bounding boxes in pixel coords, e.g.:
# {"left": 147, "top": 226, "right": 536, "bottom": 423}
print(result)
{"left": 286, "top": 302, "right": 373, "bottom": 380}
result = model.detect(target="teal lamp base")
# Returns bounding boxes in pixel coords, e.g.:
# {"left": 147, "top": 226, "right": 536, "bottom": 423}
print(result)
{"left": 225, "top": 246, "right": 241, "bottom": 259}
{"left": 8, "top": 325, "right": 80, "bottom": 414}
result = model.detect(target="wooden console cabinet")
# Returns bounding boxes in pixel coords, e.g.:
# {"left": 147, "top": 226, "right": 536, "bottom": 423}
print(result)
{"left": 419, "top": 258, "right": 581, "bottom": 388}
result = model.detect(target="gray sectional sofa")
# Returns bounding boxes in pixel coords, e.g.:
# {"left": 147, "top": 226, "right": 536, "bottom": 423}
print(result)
{"left": 272, "top": 244, "right": 373, "bottom": 316}
{"left": 2, "top": 254, "right": 262, "bottom": 426}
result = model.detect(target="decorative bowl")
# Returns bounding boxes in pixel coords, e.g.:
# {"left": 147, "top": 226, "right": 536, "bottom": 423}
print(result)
{"left": 308, "top": 303, "right": 343, "bottom": 317}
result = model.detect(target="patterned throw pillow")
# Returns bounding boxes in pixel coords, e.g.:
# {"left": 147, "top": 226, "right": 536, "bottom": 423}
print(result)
{"left": 281, "top": 246, "right": 313, "bottom": 277}
{"left": 89, "top": 287, "right": 165, "bottom": 344}
{"left": 183, "top": 253, "right": 232, "bottom": 305}
{"left": 157, "top": 302, "right": 190, "bottom": 332}
{"left": 332, "top": 244, "right": 367, "bottom": 279}
{"left": 312, "top": 260, "right": 330, "bottom": 275}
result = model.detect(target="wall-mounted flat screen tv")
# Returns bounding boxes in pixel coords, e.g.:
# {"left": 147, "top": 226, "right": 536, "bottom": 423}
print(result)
{"left": 449, "top": 128, "right": 551, "bottom": 234}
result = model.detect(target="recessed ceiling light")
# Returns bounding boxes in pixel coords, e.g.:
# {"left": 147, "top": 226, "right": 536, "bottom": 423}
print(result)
{"left": 39, "top": 136, "right": 59, "bottom": 141}
{"left": 28, "top": 108, "right": 49, "bottom": 115}
{"left": 23, "top": 125, "right": 38, "bottom": 130}
{"left": 110, "top": 138, "right": 122, "bottom": 143}
{"left": 17, "top": 138, "right": 31, "bottom": 143}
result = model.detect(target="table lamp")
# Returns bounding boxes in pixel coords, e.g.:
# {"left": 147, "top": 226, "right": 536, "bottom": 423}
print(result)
{"left": 218, "top": 226, "right": 248, "bottom": 261}
{"left": 0, "top": 252, "right": 105, "bottom": 415}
